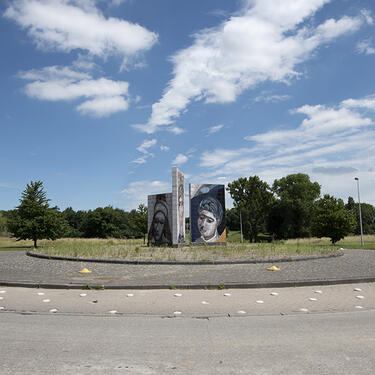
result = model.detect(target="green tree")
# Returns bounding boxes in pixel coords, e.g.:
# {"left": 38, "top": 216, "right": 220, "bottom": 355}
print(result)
{"left": 133, "top": 204, "right": 148, "bottom": 243}
{"left": 7, "top": 181, "right": 67, "bottom": 248}
{"left": 227, "top": 176, "right": 274, "bottom": 242}
{"left": 226, "top": 208, "right": 240, "bottom": 232}
{"left": 0, "top": 211, "right": 8, "bottom": 234}
{"left": 346, "top": 197, "right": 375, "bottom": 235}
{"left": 270, "top": 173, "right": 321, "bottom": 239}
{"left": 311, "top": 194, "right": 356, "bottom": 244}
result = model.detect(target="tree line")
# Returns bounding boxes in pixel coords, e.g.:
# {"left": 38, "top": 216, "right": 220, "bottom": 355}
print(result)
{"left": 226, "top": 173, "right": 375, "bottom": 244}
{"left": 1, "top": 181, "right": 147, "bottom": 247}
{"left": 2, "top": 176, "right": 374, "bottom": 247}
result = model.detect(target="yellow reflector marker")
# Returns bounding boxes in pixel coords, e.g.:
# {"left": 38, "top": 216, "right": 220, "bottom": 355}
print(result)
{"left": 267, "top": 265, "right": 280, "bottom": 271}
{"left": 79, "top": 268, "right": 92, "bottom": 274}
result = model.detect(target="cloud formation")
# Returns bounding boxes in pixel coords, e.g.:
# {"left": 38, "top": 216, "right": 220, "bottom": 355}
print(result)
{"left": 206, "top": 124, "right": 224, "bottom": 135}
{"left": 136, "top": 0, "right": 363, "bottom": 133}
{"left": 121, "top": 180, "right": 170, "bottom": 210}
{"left": 312, "top": 167, "right": 358, "bottom": 175}
{"left": 19, "top": 66, "right": 130, "bottom": 117}
{"left": 356, "top": 39, "right": 375, "bottom": 55}
{"left": 199, "top": 94, "right": 375, "bottom": 183}
{"left": 136, "top": 139, "right": 157, "bottom": 154}
{"left": 5, "top": 0, "right": 157, "bottom": 69}
{"left": 172, "top": 154, "right": 189, "bottom": 165}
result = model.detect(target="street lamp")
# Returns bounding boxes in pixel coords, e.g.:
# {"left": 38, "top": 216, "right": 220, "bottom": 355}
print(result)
{"left": 354, "top": 177, "right": 364, "bottom": 246}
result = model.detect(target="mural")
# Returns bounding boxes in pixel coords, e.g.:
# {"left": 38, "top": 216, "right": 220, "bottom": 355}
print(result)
{"left": 172, "top": 167, "right": 185, "bottom": 245}
{"left": 189, "top": 184, "right": 226, "bottom": 244}
{"left": 147, "top": 193, "right": 172, "bottom": 246}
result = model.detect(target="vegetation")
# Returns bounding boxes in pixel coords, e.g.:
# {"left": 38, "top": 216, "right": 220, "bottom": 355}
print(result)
{"left": 227, "top": 176, "right": 274, "bottom": 242}
{"left": 0, "top": 211, "right": 8, "bottom": 235}
{"left": 311, "top": 194, "right": 356, "bottom": 244}
{"left": 6, "top": 181, "right": 67, "bottom": 248}
{"left": 346, "top": 197, "right": 375, "bottom": 235}
{"left": 60, "top": 204, "right": 147, "bottom": 239}
{"left": 226, "top": 173, "right": 375, "bottom": 244}
{"left": 2, "top": 173, "right": 374, "bottom": 253}
{"left": 20, "top": 236, "right": 341, "bottom": 261}
{"left": 269, "top": 173, "right": 321, "bottom": 239}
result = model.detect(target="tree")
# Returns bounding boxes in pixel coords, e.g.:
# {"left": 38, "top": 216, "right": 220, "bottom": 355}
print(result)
{"left": 0, "top": 211, "right": 8, "bottom": 234}
{"left": 7, "top": 181, "right": 67, "bottom": 248}
{"left": 227, "top": 176, "right": 274, "bottom": 242}
{"left": 226, "top": 208, "right": 240, "bottom": 232}
{"left": 133, "top": 204, "right": 148, "bottom": 243}
{"left": 346, "top": 197, "right": 375, "bottom": 235}
{"left": 270, "top": 173, "right": 321, "bottom": 239}
{"left": 311, "top": 194, "right": 356, "bottom": 244}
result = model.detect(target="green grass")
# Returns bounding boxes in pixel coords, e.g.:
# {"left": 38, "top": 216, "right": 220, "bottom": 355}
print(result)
{"left": 2, "top": 234, "right": 374, "bottom": 261}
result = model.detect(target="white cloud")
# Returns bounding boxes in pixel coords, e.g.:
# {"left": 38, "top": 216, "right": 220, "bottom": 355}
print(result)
{"left": 361, "top": 9, "right": 374, "bottom": 25}
{"left": 130, "top": 156, "right": 147, "bottom": 164}
{"left": 172, "top": 154, "right": 188, "bottom": 165}
{"left": 110, "top": 0, "right": 127, "bottom": 6}
{"left": 253, "top": 94, "right": 291, "bottom": 103}
{"left": 342, "top": 95, "right": 375, "bottom": 111}
{"left": 168, "top": 126, "right": 185, "bottom": 135}
{"left": 356, "top": 39, "right": 375, "bottom": 55}
{"left": 19, "top": 65, "right": 130, "bottom": 117}
{"left": 160, "top": 145, "right": 170, "bottom": 151}
{"left": 5, "top": 0, "right": 157, "bottom": 69}
{"left": 312, "top": 167, "right": 358, "bottom": 175}
{"left": 77, "top": 95, "right": 129, "bottom": 117}
{"left": 121, "top": 180, "right": 170, "bottom": 210}
{"left": 136, "top": 139, "right": 157, "bottom": 154}
{"left": 199, "top": 95, "right": 375, "bottom": 203}
{"left": 206, "top": 124, "right": 224, "bottom": 135}
{"left": 136, "top": 0, "right": 363, "bottom": 133}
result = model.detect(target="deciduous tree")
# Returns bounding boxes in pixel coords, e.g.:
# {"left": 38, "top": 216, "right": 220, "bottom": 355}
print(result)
{"left": 227, "top": 176, "right": 274, "bottom": 242}
{"left": 269, "top": 173, "right": 320, "bottom": 239}
{"left": 311, "top": 194, "right": 355, "bottom": 244}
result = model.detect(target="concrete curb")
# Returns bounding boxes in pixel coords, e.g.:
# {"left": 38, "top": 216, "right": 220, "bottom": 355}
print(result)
{"left": 2, "top": 276, "right": 375, "bottom": 290}
{"left": 26, "top": 250, "right": 343, "bottom": 265}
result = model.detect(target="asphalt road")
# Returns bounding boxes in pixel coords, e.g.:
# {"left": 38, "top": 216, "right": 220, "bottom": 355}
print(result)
{"left": 1, "top": 310, "right": 375, "bottom": 375}
{"left": 1, "top": 283, "right": 374, "bottom": 316}
{"left": 2, "top": 249, "right": 375, "bottom": 288}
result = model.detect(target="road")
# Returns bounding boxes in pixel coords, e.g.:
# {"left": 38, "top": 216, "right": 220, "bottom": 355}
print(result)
{"left": 1, "top": 311, "right": 375, "bottom": 374}
{"left": 1, "top": 283, "right": 375, "bottom": 374}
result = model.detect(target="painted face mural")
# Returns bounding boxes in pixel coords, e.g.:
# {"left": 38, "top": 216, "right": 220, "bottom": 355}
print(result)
{"left": 190, "top": 184, "right": 226, "bottom": 243}
{"left": 148, "top": 194, "right": 172, "bottom": 246}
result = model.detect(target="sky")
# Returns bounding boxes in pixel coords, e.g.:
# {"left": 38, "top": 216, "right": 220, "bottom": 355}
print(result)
{"left": 1, "top": 0, "right": 375, "bottom": 213}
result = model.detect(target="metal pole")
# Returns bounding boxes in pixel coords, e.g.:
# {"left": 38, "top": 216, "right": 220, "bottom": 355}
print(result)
{"left": 354, "top": 177, "right": 364, "bottom": 246}
{"left": 239, "top": 210, "right": 243, "bottom": 243}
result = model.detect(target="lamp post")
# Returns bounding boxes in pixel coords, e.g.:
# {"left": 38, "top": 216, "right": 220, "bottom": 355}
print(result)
{"left": 354, "top": 177, "right": 364, "bottom": 246}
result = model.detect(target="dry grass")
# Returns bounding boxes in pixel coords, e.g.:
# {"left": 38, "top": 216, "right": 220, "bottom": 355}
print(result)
{"left": 27, "top": 237, "right": 339, "bottom": 261}
{"left": 2, "top": 234, "right": 374, "bottom": 261}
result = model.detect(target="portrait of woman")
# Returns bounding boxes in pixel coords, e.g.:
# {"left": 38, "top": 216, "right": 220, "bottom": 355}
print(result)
{"left": 148, "top": 197, "right": 172, "bottom": 246}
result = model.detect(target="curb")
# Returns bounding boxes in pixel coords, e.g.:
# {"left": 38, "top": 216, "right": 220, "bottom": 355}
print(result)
{"left": 1, "top": 276, "right": 375, "bottom": 290}
{"left": 26, "top": 250, "right": 343, "bottom": 265}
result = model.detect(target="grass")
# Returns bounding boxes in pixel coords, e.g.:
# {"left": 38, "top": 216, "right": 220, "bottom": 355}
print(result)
{"left": 1, "top": 233, "right": 374, "bottom": 261}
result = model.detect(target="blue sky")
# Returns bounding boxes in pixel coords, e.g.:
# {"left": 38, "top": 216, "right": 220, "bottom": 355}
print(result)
{"left": 1, "top": 0, "right": 375, "bottom": 212}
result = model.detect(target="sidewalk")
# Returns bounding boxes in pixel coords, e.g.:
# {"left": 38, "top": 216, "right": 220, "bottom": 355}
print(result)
{"left": 1, "top": 249, "right": 375, "bottom": 289}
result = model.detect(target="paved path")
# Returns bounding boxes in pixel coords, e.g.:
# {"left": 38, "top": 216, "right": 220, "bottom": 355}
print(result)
{"left": 0, "top": 249, "right": 375, "bottom": 289}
